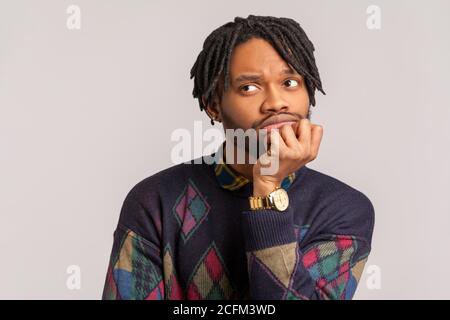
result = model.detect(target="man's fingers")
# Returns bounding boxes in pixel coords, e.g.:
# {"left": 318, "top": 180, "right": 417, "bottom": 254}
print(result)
{"left": 297, "top": 119, "right": 311, "bottom": 150}
{"left": 310, "top": 124, "right": 323, "bottom": 160}
{"left": 280, "top": 124, "right": 298, "bottom": 149}
{"left": 269, "top": 129, "right": 287, "bottom": 156}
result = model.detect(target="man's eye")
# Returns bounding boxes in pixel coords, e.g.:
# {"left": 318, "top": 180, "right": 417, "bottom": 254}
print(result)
{"left": 240, "top": 84, "right": 258, "bottom": 92}
{"left": 284, "top": 79, "right": 299, "bottom": 88}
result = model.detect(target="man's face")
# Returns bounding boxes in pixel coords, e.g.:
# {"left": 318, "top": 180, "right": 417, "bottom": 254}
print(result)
{"left": 209, "top": 37, "right": 310, "bottom": 137}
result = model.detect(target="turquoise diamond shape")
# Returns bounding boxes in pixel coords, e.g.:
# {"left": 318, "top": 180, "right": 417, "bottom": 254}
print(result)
{"left": 188, "top": 196, "right": 207, "bottom": 221}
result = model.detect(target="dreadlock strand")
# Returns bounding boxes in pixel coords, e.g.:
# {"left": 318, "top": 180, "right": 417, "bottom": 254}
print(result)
{"left": 222, "top": 23, "right": 243, "bottom": 93}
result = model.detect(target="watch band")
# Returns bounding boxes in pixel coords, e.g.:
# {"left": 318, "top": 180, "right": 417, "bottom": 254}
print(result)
{"left": 249, "top": 195, "right": 273, "bottom": 210}
{"left": 248, "top": 186, "right": 280, "bottom": 211}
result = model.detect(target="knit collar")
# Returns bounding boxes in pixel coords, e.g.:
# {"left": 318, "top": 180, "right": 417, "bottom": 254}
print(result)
{"left": 212, "top": 142, "right": 296, "bottom": 192}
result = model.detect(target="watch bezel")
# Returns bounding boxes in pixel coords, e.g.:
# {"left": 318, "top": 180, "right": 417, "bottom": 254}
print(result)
{"left": 269, "top": 187, "right": 289, "bottom": 211}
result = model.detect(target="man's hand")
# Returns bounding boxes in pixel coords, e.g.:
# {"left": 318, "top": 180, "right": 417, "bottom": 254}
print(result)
{"left": 252, "top": 119, "right": 323, "bottom": 197}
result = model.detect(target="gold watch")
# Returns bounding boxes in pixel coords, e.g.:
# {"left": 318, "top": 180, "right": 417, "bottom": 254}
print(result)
{"left": 249, "top": 186, "right": 289, "bottom": 212}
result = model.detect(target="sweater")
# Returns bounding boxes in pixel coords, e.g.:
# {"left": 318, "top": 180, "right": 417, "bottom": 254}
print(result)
{"left": 102, "top": 145, "right": 375, "bottom": 300}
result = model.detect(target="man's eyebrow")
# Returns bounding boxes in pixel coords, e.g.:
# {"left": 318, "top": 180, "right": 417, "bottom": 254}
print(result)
{"left": 280, "top": 67, "right": 299, "bottom": 76}
{"left": 233, "top": 74, "right": 262, "bottom": 83}
{"left": 233, "top": 68, "right": 300, "bottom": 83}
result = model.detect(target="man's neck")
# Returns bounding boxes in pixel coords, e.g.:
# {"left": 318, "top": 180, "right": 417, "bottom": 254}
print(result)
{"left": 229, "top": 160, "right": 254, "bottom": 181}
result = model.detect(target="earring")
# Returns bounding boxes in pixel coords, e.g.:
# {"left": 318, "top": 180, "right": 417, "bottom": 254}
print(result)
{"left": 210, "top": 115, "right": 219, "bottom": 125}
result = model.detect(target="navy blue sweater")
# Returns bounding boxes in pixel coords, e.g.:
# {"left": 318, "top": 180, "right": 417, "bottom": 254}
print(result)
{"left": 102, "top": 152, "right": 375, "bottom": 300}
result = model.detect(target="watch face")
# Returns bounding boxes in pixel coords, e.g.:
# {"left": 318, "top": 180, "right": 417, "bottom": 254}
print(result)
{"left": 272, "top": 188, "right": 289, "bottom": 211}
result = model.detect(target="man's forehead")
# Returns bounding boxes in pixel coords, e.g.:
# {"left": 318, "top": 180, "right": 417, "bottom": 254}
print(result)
{"left": 230, "top": 64, "right": 300, "bottom": 84}
{"left": 230, "top": 42, "right": 298, "bottom": 75}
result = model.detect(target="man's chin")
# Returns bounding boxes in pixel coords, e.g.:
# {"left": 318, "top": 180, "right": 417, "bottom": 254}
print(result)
{"left": 223, "top": 139, "right": 269, "bottom": 163}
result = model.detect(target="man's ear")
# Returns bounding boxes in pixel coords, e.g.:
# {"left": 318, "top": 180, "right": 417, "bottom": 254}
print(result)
{"left": 202, "top": 96, "right": 222, "bottom": 122}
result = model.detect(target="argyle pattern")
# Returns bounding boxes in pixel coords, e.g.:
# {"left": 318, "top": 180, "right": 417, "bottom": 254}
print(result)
{"left": 301, "top": 235, "right": 368, "bottom": 299}
{"left": 103, "top": 227, "right": 164, "bottom": 300}
{"left": 186, "top": 242, "right": 236, "bottom": 300}
{"left": 102, "top": 146, "right": 375, "bottom": 300}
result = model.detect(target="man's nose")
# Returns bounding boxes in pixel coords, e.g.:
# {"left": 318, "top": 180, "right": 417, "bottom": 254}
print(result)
{"left": 260, "top": 85, "right": 288, "bottom": 113}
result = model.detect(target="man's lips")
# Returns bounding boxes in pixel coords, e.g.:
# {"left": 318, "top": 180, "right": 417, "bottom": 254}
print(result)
{"left": 258, "top": 115, "right": 300, "bottom": 133}
{"left": 261, "top": 121, "right": 297, "bottom": 133}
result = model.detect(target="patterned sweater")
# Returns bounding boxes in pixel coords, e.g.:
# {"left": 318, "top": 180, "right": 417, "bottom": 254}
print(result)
{"left": 102, "top": 149, "right": 375, "bottom": 300}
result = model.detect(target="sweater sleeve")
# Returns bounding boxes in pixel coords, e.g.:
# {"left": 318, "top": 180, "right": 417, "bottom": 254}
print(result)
{"left": 240, "top": 191, "right": 375, "bottom": 300}
{"left": 102, "top": 184, "right": 165, "bottom": 300}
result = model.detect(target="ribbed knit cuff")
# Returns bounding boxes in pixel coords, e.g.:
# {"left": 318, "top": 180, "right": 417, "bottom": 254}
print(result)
{"left": 241, "top": 206, "right": 296, "bottom": 252}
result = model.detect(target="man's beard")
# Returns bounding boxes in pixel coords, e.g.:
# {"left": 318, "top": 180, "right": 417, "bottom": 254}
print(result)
{"left": 223, "top": 131, "right": 270, "bottom": 165}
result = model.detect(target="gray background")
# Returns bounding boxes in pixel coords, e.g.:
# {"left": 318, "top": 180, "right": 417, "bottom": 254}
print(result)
{"left": 1, "top": 0, "right": 449, "bottom": 299}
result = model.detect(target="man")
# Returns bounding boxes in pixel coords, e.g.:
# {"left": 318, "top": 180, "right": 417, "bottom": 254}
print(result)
{"left": 102, "top": 15, "right": 375, "bottom": 300}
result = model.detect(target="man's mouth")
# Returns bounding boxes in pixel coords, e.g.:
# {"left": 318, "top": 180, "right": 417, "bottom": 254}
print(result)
{"left": 257, "top": 114, "right": 300, "bottom": 134}
{"left": 261, "top": 121, "right": 297, "bottom": 133}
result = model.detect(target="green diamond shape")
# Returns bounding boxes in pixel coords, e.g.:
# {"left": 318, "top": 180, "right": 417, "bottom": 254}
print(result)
{"left": 207, "top": 285, "right": 224, "bottom": 300}
{"left": 320, "top": 252, "right": 339, "bottom": 276}
{"left": 189, "top": 196, "right": 206, "bottom": 221}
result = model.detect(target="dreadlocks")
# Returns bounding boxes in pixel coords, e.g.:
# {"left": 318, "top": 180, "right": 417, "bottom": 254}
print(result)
{"left": 190, "top": 15, "right": 326, "bottom": 115}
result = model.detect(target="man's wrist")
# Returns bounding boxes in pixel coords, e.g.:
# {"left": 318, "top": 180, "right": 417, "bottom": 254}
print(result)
{"left": 252, "top": 178, "right": 279, "bottom": 197}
